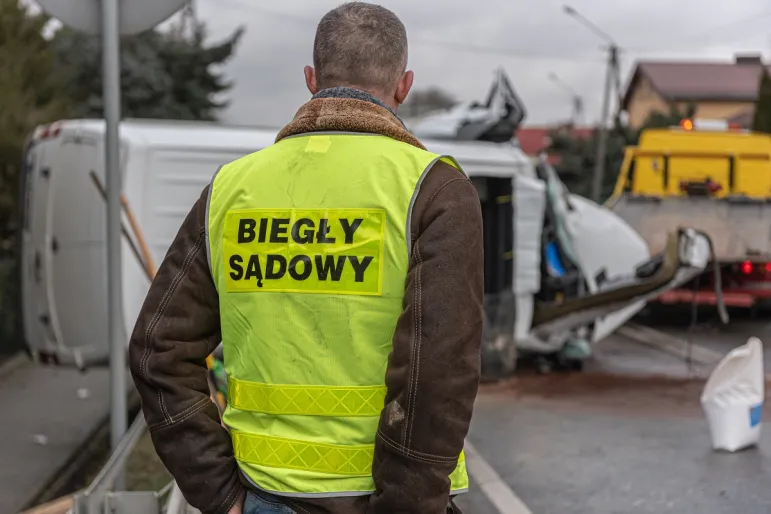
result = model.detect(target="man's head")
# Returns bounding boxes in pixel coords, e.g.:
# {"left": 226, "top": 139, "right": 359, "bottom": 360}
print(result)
{"left": 304, "top": 2, "right": 413, "bottom": 110}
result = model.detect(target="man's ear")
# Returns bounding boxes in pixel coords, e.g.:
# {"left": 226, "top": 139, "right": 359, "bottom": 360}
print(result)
{"left": 304, "top": 65, "right": 319, "bottom": 95}
{"left": 394, "top": 70, "right": 414, "bottom": 105}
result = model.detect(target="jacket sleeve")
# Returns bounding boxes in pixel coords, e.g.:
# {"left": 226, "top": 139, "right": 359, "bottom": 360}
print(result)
{"left": 128, "top": 185, "right": 244, "bottom": 514}
{"left": 368, "top": 164, "right": 484, "bottom": 514}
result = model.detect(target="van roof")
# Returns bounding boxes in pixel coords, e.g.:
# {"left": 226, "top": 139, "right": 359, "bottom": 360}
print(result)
{"left": 54, "top": 118, "right": 278, "bottom": 151}
{"left": 49, "top": 118, "right": 531, "bottom": 177}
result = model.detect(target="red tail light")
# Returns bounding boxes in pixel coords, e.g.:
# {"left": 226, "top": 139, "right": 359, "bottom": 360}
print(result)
{"left": 35, "top": 123, "right": 62, "bottom": 141}
{"left": 765, "top": 263, "right": 771, "bottom": 273}
{"left": 679, "top": 179, "right": 722, "bottom": 196}
{"left": 742, "top": 261, "right": 753, "bottom": 274}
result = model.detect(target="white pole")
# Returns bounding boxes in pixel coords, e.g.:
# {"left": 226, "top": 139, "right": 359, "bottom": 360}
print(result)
{"left": 101, "top": 0, "right": 127, "bottom": 468}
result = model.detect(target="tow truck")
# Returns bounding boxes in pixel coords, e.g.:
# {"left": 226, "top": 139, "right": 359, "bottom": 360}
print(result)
{"left": 607, "top": 117, "right": 771, "bottom": 313}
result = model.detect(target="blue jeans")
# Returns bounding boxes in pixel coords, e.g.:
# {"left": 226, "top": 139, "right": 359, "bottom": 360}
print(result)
{"left": 243, "top": 490, "right": 296, "bottom": 514}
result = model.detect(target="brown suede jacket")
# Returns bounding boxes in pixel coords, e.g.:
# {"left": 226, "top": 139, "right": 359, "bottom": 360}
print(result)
{"left": 128, "top": 94, "right": 484, "bottom": 514}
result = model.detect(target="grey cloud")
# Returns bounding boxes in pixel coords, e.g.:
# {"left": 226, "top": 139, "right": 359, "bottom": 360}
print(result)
{"left": 197, "top": 0, "right": 771, "bottom": 127}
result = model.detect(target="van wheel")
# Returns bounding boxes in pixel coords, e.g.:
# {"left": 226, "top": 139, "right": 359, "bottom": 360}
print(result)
{"left": 566, "top": 359, "right": 584, "bottom": 372}
{"left": 535, "top": 357, "right": 553, "bottom": 374}
{"left": 552, "top": 353, "right": 585, "bottom": 373}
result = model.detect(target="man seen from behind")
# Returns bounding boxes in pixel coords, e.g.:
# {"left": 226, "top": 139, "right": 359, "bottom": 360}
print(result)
{"left": 128, "top": 3, "right": 484, "bottom": 513}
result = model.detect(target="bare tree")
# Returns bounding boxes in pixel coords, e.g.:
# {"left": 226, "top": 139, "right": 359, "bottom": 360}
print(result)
{"left": 403, "top": 86, "right": 457, "bottom": 117}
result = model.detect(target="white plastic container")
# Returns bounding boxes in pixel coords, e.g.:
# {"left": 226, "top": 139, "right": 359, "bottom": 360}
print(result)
{"left": 701, "top": 337, "right": 765, "bottom": 452}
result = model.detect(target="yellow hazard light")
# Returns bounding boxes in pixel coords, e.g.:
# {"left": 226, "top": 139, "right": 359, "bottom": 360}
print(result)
{"left": 680, "top": 119, "right": 694, "bottom": 131}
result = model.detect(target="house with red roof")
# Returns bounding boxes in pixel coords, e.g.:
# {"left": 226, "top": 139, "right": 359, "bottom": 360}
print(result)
{"left": 515, "top": 125, "right": 592, "bottom": 165}
{"left": 622, "top": 54, "right": 765, "bottom": 129}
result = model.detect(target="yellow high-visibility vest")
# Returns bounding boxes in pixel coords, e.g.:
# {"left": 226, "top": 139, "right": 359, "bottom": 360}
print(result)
{"left": 207, "top": 132, "right": 469, "bottom": 497}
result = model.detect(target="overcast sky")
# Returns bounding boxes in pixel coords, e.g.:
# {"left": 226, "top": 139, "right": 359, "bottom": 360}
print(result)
{"left": 187, "top": 0, "right": 771, "bottom": 127}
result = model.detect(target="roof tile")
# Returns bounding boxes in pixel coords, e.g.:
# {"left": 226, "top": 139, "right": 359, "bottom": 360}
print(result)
{"left": 636, "top": 61, "right": 768, "bottom": 101}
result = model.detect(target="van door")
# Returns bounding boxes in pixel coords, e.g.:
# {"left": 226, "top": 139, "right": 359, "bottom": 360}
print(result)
{"left": 47, "top": 138, "right": 109, "bottom": 365}
{"left": 19, "top": 140, "right": 38, "bottom": 355}
{"left": 474, "top": 176, "right": 517, "bottom": 377}
{"left": 20, "top": 139, "right": 61, "bottom": 361}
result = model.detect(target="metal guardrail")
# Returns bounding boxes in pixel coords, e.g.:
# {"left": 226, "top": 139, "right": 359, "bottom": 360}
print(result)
{"left": 67, "top": 413, "right": 191, "bottom": 514}
{"left": 62, "top": 182, "right": 195, "bottom": 514}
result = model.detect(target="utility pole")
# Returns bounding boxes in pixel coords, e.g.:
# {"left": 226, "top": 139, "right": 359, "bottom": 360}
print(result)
{"left": 563, "top": 5, "right": 622, "bottom": 202}
{"left": 593, "top": 45, "right": 619, "bottom": 202}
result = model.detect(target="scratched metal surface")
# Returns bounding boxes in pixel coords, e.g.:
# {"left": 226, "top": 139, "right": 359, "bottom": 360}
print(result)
{"left": 611, "top": 196, "right": 771, "bottom": 262}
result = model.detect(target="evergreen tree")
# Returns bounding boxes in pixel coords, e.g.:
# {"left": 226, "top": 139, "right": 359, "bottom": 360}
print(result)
{"left": 0, "top": 0, "right": 69, "bottom": 207}
{"left": 547, "top": 103, "right": 697, "bottom": 201}
{"left": 753, "top": 68, "right": 771, "bottom": 133}
{"left": 50, "top": 23, "right": 244, "bottom": 120}
{"left": 403, "top": 87, "right": 457, "bottom": 118}
{"left": 0, "top": 0, "right": 70, "bottom": 354}
{"left": 640, "top": 103, "right": 697, "bottom": 134}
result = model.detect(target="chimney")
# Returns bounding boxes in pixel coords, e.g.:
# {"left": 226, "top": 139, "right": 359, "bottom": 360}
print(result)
{"left": 735, "top": 53, "right": 763, "bottom": 65}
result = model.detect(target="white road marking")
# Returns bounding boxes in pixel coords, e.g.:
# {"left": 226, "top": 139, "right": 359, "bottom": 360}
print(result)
{"left": 618, "top": 324, "right": 722, "bottom": 367}
{"left": 620, "top": 323, "right": 771, "bottom": 380}
{"left": 465, "top": 441, "right": 534, "bottom": 514}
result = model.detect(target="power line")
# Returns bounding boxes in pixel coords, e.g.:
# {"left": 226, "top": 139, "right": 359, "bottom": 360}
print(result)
{"left": 626, "top": 7, "right": 771, "bottom": 53}
{"left": 413, "top": 39, "right": 604, "bottom": 62}
{"left": 210, "top": 0, "right": 771, "bottom": 59}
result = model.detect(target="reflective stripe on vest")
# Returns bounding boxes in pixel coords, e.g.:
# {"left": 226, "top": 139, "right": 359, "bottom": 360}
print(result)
{"left": 232, "top": 430, "right": 467, "bottom": 476}
{"left": 207, "top": 133, "right": 469, "bottom": 497}
{"left": 228, "top": 378, "right": 387, "bottom": 417}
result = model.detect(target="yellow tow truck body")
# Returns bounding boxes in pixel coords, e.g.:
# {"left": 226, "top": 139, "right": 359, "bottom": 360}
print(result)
{"left": 606, "top": 119, "right": 771, "bottom": 309}
{"left": 608, "top": 121, "right": 771, "bottom": 202}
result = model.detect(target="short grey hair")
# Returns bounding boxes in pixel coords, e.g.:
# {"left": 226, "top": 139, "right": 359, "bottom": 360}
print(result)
{"left": 313, "top": 2, "right": 408, "bottom": 93}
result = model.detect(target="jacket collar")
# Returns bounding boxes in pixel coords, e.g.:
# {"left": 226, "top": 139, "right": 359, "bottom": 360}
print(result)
{"left": 311, "top": 86, "right": 404, "bottom": 124}
{"left": 275, "top": 87, "right": 425, "bottom": 150}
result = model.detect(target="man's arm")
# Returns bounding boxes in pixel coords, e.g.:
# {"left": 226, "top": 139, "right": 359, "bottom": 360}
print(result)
{"left": 368, "top": 162, "right": 484, "bottom": 513}
{"left": 128, "top": 186, "right": 244, "bottom": 514}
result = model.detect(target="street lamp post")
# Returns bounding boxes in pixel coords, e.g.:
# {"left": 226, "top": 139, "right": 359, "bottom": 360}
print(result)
{"left": 548, "top": 72, "right": 584, "bottom": 126}
{"left": 563, "top": 5, "right": 620, "bottom": 203}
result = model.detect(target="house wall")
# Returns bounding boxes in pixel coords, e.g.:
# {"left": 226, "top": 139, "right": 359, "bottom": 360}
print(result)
{"left": 625, "top": 76, "right": 671, "bottom": 127}
{"left": 625, "top": 75, "right": 755, "bottom": 127}
{"left": 694, "top": 101, "right": 754, "bottom": 121}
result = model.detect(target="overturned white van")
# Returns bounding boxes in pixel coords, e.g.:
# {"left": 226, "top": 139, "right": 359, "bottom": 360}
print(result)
{"left": 19, "top": 118, "right": 711, "bottom": 376}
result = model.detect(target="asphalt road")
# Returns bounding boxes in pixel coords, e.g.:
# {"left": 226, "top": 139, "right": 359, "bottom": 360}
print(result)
{"left": 0, "top": 356, "right": 111, "bottom": 514}
{"left": 6, "top": 308, "right": 771, "bottom": 514}
{"left": 637, "top": 306, "right": 771, "bottom": 372}
{"left": 459, "top": 382, "right": 771, "bottom": 514}
{"left": 454, "top": 310, "right": 771, "bottom": 514}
